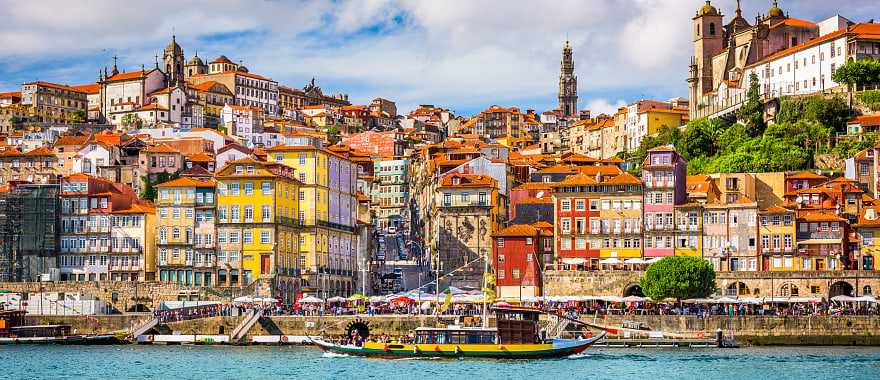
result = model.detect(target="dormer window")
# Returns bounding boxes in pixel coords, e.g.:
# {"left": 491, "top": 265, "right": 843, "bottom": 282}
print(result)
{"left": 235, "top": 165, "right": 243, "bottom": 174}
{"left": 452, "top": 177, "right": 460, "bottom": 185}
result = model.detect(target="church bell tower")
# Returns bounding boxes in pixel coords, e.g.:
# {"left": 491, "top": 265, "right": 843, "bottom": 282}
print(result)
{"left": 558, "top": 40, "right": 578, "bottom": 117}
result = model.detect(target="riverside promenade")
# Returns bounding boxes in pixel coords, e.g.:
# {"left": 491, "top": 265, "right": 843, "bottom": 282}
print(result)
{"left": 22, "top": 313, "right": 880, "bottom": 346}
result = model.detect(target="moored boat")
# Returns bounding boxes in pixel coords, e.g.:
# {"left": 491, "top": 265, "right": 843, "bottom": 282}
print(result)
{"left": 311, "top": 307, "right": 605, "bottom": 359}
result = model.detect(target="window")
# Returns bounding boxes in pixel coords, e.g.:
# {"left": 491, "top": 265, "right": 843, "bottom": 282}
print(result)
{"left": 243, "top": 231, "right": 253, "bottom": 244}
{"left": 526, "top": 237, "right": 533, "bottom": 245}
{"left": 575, "top": 199, "right": 585, "bottom": 211}
{"left": 262, "top": 182, "right": 271, "bottom": 195}
{"left": 561, "top": 200, "right": 571, "bottom": 211}
{"left": 498, "top": 253, "right": 505, "bottom": 262}
{"left": 561, "top": 218, "right": 571, "bottom": 234}
{"left": 497, "top": 238, "right": 505, "bottom": 248}
{"left": 244, "top": 182, "right": 254, "bottom": 195}
{"left": 260, "top": 231, "right": 270, "bottom": 244}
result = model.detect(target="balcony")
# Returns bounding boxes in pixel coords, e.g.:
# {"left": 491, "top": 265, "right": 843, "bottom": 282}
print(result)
{"left": 109, "top": 263, "right": 142, "bottom": 272}
{"left": 112, "top": 247, "right": 142, "bottom": 254}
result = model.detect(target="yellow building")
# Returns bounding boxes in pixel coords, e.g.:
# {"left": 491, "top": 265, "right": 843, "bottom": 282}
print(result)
{"left": 155, "top": 177, "right": 217, "bottom": 286}
{"left": 759, "top": 205, "right": 797, "bottom": 271}
{"left": 264, "top": 145, "right": 359, "bottom": 297}
{"left": 215, "top": 156, "right": 301, "bottom": 299}
{"left": 674, "top": 203, "right": 703, "bottom": 257}
{"left": 110, "top": 203, "right": 157, "bottom": 282}
{"left": 593, "top": 173, "right": 644, "bottom": 260}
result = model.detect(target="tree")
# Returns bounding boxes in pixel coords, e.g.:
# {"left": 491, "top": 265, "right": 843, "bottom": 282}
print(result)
{"left": 140, "top": 170, "right": 180, "bottom": 201}
{"left": 736, "top": 71, "right": 766, "bottom": 136}
{"left": 8, "top": 116, "right": 20, "bottom": 125}
{"left": 640, "top": 256, "right": 715, "bottom": 300}
{"left": 832, "top": 58, "right": 880, "bottom": 88}
{"left": 325, "top": 125, "right": 341, "bottom": 145}
{"left": 121, "top": 114, "right": 143, "bottom": 129}
{"left": 71, "top": 109, "right": 87, "bottom": 123}
{"left": 677, "top": 119, "right": 718, "bottom": 160}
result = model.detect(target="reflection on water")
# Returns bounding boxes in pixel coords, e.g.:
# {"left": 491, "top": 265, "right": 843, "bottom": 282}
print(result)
{"left": 0, "top": 345, "right": 879, "bottom": 379}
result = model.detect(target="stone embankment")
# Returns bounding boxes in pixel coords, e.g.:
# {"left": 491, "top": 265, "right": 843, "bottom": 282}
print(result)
{"left": 18, "top": 313, "right": 880, "bottom": 345}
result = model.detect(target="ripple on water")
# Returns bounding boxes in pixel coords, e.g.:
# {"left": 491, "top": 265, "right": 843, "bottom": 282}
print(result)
{"left": 1, "top": 345, "right": 880, "bottom": 380}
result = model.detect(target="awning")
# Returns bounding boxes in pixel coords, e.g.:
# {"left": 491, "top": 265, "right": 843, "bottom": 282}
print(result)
{"left": 600, "top": 258, "right": 622, "bottom": 264}
{"left": 624, "top": 258, "right": 647, "bottom": 264}
{"left": 796, "top": 238, "right": 842, "bottom": 245}
{"left": 561, "top": 258, "right": 587, "bottom": 265}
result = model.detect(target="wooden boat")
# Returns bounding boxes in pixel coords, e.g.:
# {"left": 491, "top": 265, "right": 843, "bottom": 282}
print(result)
{"left": 311, "top": 307, "right": 605, "bottom": 359}
{"left": 0, "top": 309, "right": 125, "bottom": 345}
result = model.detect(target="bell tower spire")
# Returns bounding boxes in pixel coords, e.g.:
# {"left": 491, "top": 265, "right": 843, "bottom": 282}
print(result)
{"left": 558, "top": 39, "right": 578, "bottom": 117}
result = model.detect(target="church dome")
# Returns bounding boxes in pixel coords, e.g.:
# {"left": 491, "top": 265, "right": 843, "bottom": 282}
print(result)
{"left": 165, "top": 35, "right": 182, "bottom": 53}
{"left": 210, "top": 55, "right": 233, "bottom": 65}
{"left": 767, "top": 1, "right": 784, "bottom": 18}
{"left": 697, "top": 1, "right": 719, "bottom": 17}
{"left": 187, "top": 54, "right": 204, "bottom": 66}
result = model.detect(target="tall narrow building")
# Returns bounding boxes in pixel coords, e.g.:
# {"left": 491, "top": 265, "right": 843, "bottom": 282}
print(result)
{"left": 558, "top": 40, "right": 578, "bottom": 117}
{"left": 163, "top": 35, "right": 185, "bottom": 87}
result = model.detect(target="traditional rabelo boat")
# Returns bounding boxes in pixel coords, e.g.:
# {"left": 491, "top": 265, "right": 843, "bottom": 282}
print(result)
{"left": 310, "top": 306, "right": 605, "bottom": 359}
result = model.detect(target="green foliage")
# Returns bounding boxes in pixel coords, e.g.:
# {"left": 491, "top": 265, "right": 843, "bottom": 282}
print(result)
{"left": 626, "top": 125, "right": 682, "bottom": 175}
{"left": 71, "top": 109, "right": 87, "bottom": 123}
{"left": 140, "top": 171, "right": 180, "bottom": 201}
{"left": 676, "top": 118, "right": 718, "bottom": 160}
{"left": 776, "top": 95, "right": 849, "bottom": 132}
{"left": 832, "top": 58, "right": 880, "bottom": 87}
{"left": 857, "top": 90, "right": 880, "bottom": 112}
{"left": 640, "top": 256, "right": 716, "bottom": 300}
{"left": 121, "top": 113, "right": 143, "bottom": 128}
{"left": 736, "top": 72, "right": 766, "bottom": 135}
{"left": 830, "top": 135, "right": 877, "bottom": 159}
{"left": 325, "top": 125, "right": 341, "bottom": 145}
{"left": 8, "top": 116, "right": 20, "bottom": 125}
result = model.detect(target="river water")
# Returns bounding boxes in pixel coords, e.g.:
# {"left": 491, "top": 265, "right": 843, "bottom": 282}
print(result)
{"left": 1, "top": 345, "right": 879, "bottom": 379}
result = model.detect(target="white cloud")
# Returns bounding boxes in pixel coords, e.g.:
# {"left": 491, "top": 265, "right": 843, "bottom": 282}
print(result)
{"left": 2, "top": 0, "right": 878, "bottom": 115}
{"left": 583, "top": 98, "right": 626, "bottom": 117}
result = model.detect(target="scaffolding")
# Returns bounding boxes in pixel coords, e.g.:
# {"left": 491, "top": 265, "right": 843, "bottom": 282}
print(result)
{"left": 0, "top": 183, "right": 59, "bottom": 282}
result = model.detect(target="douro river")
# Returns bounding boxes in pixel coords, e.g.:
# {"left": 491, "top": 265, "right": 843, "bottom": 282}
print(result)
{"left": 1, "top": 345, "right": 879, "bottom": 379}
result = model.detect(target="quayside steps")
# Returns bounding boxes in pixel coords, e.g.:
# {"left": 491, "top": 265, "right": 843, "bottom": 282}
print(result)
{"left": 131, "top": 317, "right": 159, "bottom": 338}
{"left": 230, "top": 308, "right": 262, "bottom": 342}
{"left": 545, "top": 315, "right": 571, "bottom": 338}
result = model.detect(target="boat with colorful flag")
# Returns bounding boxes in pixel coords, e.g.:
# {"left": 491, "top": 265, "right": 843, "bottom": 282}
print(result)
{"left": 310, "top": 306, "right": 605, "bottom": 359}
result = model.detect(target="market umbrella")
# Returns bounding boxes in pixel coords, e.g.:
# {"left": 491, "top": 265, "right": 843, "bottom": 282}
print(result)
{"left": 391, "top": 296, "right": 415, "bottom": 303}
{"left": 369, "top": 296, "right": 386, "bottom": 304}
{"left": 712, "top": 296, "right": 739, "bottom": 304}
{"left": 327, "top": 296, "right": 347, "bottom": 303}
{"left": 622, "top": 296, "right": 647, "bottom": 303}
{"left": 831, "top": 295, "right": 857, "bottom": 302}
{"left": 297, "top": 296, "right": 325, "bottom": 304}
{"left": 348, "top": 294, "right": 368, "bottom": 301}
{"left": 600, "top": 258, "right": 622, "bottom": 265}
{"left": 420, "top": 301, "right": 433, "bottom": 310}
{"left": 494, "top": 301, "right": 513, "bottom": 308}
{"left": 624, "top": 258, "right": 646, "bottom": 264}
{"left": 854, "top": 295, "right": 877, "bottom": 303}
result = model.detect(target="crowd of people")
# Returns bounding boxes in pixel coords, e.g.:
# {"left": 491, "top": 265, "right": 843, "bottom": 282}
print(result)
{"left": 539, "top": 300, "right": 880, "bottom": 318}
{"left": 152, "top": 297, "right": 880, "bottom": 323}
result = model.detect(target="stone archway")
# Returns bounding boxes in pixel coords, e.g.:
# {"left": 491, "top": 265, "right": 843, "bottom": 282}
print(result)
{"left": 623, "top": 283, "right": 644, "bottom": 297}
{"left": 779, "top": 283, "right": 800, "bottom": 297}
{"left": 727, "top": 282, "right": 750, "bottom": 297}
{"left": 829, "top": 281, "right": 854, "bottom": 298}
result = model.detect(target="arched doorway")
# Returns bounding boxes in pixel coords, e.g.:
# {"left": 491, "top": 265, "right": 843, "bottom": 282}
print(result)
{"left": 829, "top": 281, "right": 854, "bottom": 298}
{"left": 779, "top": 283, "right": 799, "bottom": 297}
{"left": 623, "top": 284, "right": 644, "bottom": 297}
{"left": 727, "top": 282, "right": 750, "bottom": 296}
{"left": 863, "top": 285, "right": 873, "bottom": 295}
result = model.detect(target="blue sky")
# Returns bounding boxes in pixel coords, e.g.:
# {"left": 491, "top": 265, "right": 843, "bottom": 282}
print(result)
{"left": 2, "top": 0, "right": 879, "bottom": 116}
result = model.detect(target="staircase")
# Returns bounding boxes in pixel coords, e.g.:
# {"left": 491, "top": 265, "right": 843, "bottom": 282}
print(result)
{"left": 230, "top": 308, "right": 262, "bottom": 342}
{"left": 130, "top": 317, "right": 159, "bottom": 338}
{"left": 545, "top": 315, "right": 571, "bottom": 339}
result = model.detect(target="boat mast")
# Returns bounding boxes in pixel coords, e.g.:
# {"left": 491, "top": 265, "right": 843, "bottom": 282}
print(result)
{"left": 482, "top": 251, "right": 488, "bottom": 328}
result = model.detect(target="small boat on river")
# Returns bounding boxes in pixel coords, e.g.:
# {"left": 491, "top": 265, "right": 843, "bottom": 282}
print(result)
{"left": 0, "top": 309, "right": 124, "bottom": 345}
{"left": 311, "top": 306, "right": 605, "bottom": 359}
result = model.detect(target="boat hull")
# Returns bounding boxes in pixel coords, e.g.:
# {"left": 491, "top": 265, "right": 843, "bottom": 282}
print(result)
{"left": 0, "top": 334, "right": 124, "bottom": 345}
{"left": 311, "top": 332, "right": 604, "bottom": 359}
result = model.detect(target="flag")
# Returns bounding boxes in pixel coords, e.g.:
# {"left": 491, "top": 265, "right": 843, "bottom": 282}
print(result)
{"left": 441, "top": 291, "right": 452, "bottom": 312}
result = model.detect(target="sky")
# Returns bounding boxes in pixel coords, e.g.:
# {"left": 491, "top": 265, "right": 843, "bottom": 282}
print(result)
{"left": 1, "top": 0, "right": 879, "bottom": 117}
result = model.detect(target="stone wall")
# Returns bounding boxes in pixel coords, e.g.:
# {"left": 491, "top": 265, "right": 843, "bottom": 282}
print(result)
{"left": 22, "top": 314, "right": 152, "bottom": 334}
{"left": 542, "top": 270, "right": 642, "bottom": 296}
{"left": 0, "top": 281, "right": 245, "bottom": 312}
{"left": 542, "top": 270, "right": 880, "bottom": 299}
{"left": 166, "top": 315, "right": 446, "bottom": 338}
{"left": 162, "top": 315, "right": 880, "bottom": 345}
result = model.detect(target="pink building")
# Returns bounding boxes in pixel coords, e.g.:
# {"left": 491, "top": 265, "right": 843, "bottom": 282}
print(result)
{"left": 642, "top": 146, "right": 687, "bottom": 258}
